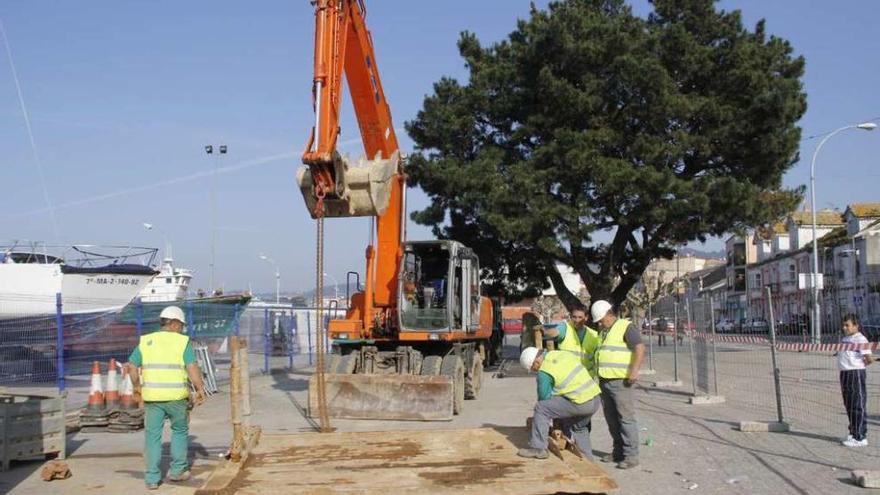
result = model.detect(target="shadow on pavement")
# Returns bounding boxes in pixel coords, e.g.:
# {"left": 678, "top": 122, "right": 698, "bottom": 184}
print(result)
{"left": 269, "top": 370, "right": 309, "bottom": 392}
{"left": 271, "top": 370, "right": 319, "bottom": 431}
{"left": 640, "top": 385, "right": 695, "bottom": 398}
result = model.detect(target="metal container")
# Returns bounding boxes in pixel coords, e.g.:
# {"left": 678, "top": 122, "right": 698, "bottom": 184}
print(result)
{"left": 0, "top": 392, "right": 66, "bottom": 471}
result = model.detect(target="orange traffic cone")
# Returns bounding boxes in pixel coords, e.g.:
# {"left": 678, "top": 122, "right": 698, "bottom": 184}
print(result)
{"left": 120, "top": 366, "right": 136, "bottom": 410}
{"left": 105, "top": 358, "right": 120, "bottom": 409}
{"left": 86, "top": 361, "right": 105, "bottom": 412}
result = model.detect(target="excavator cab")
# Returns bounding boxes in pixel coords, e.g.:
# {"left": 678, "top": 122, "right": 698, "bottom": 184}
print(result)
{"left": 398, "top": 240, "right": 482, "bottom": 333}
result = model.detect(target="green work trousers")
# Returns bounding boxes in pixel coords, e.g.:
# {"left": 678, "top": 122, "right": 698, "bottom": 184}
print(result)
{"left": 144, "top": 399, "right": 189, "bottom": 485}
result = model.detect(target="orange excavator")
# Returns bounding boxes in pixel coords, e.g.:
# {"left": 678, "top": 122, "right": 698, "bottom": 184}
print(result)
{"left": 296, "top": 0, "right": 502, "bottom": 420}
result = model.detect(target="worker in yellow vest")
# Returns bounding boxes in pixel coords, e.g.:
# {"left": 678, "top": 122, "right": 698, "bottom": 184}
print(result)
{"left": 592, "top": 300, "right": 646, "bottom": 470}
{"left": 127, "top": 306, "right": 207, "bottom": 490}
{"left": 535, "top": 307, "right": 601, "bottom": 372}
{"left": 516, "top": 347, "right": 602, "bottom": 460}
{"left": 532, "top": 307, "right": 601, "bottom": 452}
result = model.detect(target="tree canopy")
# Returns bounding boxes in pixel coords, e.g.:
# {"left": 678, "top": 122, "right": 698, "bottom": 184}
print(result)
{"left": 405, "top": 0, "right": 806, "bottom": 309}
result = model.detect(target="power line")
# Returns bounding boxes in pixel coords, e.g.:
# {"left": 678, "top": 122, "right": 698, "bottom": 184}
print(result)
{"left": 1, "top": 18, "right": 58, "bottom": 238}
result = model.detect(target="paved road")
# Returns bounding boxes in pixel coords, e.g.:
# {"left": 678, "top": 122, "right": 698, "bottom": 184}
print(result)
{"left": 1, "top": 337, "right": 876, "bottom": 494}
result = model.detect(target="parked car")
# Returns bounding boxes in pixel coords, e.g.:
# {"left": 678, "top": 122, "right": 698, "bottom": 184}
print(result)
{"left": 715, "top": 318, "right": 736, "bottom": 333}
{"left": 501, "top": 319, "right": 523, "bottom": 335}
{"left": 740, "top": 318, "right": 769, "bottom": 334}
{"left": 861, "top": 315, "right": 880, "bottom": 342}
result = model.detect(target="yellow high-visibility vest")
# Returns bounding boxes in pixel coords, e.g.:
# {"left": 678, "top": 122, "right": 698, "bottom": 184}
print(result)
{"left": 539, "top": 350, "right": 601, "bottom": 404}
{"left": 139, "top": 331, "right": 190, "bottom": 402}
{"left": 557, "top": 321, "right": 600, "bottom": 373}
{"left": 596, "top": 318, "right": 634, "bottom": 379}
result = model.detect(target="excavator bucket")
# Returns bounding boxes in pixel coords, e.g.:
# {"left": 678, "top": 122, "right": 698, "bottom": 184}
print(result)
{"left": 297, "top": 151, "right": 399, "bottom": 218}
{"left": 308, "top": 373, "right": 454, "bottom": 421}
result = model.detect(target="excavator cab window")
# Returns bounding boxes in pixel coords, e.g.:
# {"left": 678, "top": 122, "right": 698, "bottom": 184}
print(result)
{"left": 399, "top": 244, "right": 452, "bottom": 331}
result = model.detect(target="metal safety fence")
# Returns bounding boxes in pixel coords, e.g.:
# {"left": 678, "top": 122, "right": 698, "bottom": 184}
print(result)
{"left": 0, "top": 295, "right": 339, "bottom": 398}
{"left": 645, "top": 289, "right": 880, "bottom": 464}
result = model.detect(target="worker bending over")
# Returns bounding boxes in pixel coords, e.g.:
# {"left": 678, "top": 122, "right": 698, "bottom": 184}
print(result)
{"left": 517, "top": 346, "right": 602, "bottom": 460}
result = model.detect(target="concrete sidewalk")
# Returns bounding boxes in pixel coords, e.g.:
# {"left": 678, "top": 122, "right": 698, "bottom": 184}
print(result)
{"left": 1, "top": 360, "right": 874, "bottom": 494}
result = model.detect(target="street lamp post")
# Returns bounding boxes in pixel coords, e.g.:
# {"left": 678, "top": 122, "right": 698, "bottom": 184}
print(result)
{"left": 322, "top": 272, "right": 339, "bottom": 302}
{"left": 259, "top": 254, "right": 280, "bottom": 304}
{"left": 809, "top": 122, "right": 876, "bottom": 344}
{"left": 142, "top": 222, "right": 172, "bottom": 261}
{"left": 205, "top": 144, "right": 227, "bottom": 294}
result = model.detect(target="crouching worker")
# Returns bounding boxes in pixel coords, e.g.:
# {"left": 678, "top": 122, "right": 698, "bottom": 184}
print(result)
{"left": 517, "top": 346, "right": 602, "bottom": 460}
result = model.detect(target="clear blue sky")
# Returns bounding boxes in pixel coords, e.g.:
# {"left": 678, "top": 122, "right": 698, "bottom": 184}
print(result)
{"left": 1, "top": 1, "right": 878, "bottom": 293}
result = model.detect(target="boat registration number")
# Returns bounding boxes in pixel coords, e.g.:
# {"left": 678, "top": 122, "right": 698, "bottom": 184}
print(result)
{"left": 85, "top": 277, "right": 142, "bottom": 286}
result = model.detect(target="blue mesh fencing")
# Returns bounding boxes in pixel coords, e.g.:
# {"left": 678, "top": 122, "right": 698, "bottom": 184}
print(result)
{"left": 0, "top": 294, "right": 340, "bottom": 391}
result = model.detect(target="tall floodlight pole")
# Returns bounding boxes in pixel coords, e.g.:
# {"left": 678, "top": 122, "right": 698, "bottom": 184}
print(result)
{"left": 808, "top": 122, "right": 876, "bottom": 344}
{"left": 205, "top": 144, "right": 227, "bottom": 294}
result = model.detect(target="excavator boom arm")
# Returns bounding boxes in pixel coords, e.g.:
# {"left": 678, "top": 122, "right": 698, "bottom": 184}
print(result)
{"left": 301, "top": 0, "right": 404, "bottom": 334}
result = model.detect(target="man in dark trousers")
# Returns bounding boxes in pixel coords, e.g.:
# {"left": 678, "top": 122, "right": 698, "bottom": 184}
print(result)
{"left": 592, "top": 300, "right": 646, "bottom": 469}
{"left": 656, "top": 315, "right": 668, "bottom": 347}
{"left": 516, "top": 346, "right": 602, "bottom": 460}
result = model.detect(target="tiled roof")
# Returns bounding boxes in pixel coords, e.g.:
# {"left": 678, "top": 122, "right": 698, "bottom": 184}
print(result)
{"left": 788, "top": 210, "right": 843, "bottom": 226}
{"left": 754, "top": 222, "right": 787, "bottom": 240}
{"left": 846, "top": 203, "right": 880, "bottom": 219}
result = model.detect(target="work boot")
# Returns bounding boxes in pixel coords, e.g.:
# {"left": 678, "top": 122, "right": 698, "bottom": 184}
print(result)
{"left": 600, "top": 453, "right": 619, "bottom": 463}
{"left": 145, "top": 482, "right": 160, "bottom": 490}
{"left": 617, "top": 458, "right": 640, "bottom": 469}
{"left": 517, "top": 448, "right": 549, "bottom": 459}
{"left": 168, "top": 470, "right": 192, "bottom": 482}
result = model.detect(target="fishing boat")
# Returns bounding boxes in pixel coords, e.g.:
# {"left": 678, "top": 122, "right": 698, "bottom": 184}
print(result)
{"left": 0, "top": 242, "right": 159, "bottom": 319}
{"left": 0, "top": 242, "right": 159, "bottom": 379}
{"left": 137, "top": 254, "right": 193, "bottom": 302}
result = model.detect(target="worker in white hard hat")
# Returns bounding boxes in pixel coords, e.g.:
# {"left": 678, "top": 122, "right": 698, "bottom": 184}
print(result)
{"left": 126, "top": 305, "right": 207, "bottom": 490}
{"left": 591, "top": 299, "right": 646, "bottom": 470}
{"left": 516, "top": 346, "right": 602, "bottom": 460}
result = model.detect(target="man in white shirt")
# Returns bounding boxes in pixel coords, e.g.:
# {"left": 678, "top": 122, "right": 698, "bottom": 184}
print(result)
{"left": 838, "top": 314, "right": 874, "bottom": 447}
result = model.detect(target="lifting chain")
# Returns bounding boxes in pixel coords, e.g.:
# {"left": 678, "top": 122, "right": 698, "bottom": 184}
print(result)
{"left": 314, "top": 208, "right": 332, "bottom": 432}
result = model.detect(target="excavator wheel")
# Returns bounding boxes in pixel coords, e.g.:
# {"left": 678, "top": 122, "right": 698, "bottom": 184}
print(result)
{"left": 441, "top": 354, "right": 465, "bottom": 415}
{"left": 464, "top": 351, "right": 483, "bottom": 400}
{"left": 420, "top": 355, "right": 442, "bottom": 376}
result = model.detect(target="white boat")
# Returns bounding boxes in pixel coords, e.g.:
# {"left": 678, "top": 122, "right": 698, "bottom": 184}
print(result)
{"left": 0, "top": 242, "right": 159, "bottom": 318}
{"left": 137, "top": 255, "right": 192, "bottom": 303}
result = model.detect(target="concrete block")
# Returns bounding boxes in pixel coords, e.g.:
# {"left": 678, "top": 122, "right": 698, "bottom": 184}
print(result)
{"left": 653, "top": 380, "right": 683, "bottom": 388}
{"left": 640, "top": 369, "right": 656, "bottom": 376}
{"left": 689, "top": 395, "right": 726, "bottom": 405}
{"left": 738, "top": 421, "right": 789, "bottom": 433}
{"left": 851, "top": 470, "right": 880, "bottom": 489}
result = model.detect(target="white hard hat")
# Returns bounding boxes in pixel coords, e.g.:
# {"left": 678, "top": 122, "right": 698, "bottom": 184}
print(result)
{"left": 159, "top": 306, "right": 186, "bottom": 324}
{"left": 520, "top": 347, "right": 541, "bottom": 371}
{"left": 591, "top": 300, "right": 612, "bottom": 323}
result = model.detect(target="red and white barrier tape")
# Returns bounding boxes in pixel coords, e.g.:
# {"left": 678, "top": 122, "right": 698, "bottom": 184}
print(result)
{"left": 641, "top": 328, "right": 878, "bottom": 352}
{"left": 774, "top": 341, "right": 879, "bottom": 352}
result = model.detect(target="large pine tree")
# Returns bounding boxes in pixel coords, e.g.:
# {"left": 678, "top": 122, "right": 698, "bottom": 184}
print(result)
{"left": 405, "top": 0, "right": 806, "bottom": 308}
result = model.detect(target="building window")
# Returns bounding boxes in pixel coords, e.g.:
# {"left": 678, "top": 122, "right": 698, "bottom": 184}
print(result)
{"left": 734, "top": 268, "right": 746, "bottom": 292}
{"left": 733, "top": 244, "right": 746, "bottom": 266}
{"left": 166, "top": 277, "right": 172, "bottom": 284}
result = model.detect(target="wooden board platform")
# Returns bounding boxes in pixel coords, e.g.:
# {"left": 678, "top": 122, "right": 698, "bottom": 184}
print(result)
{"left": 212, "top": 427, "right": 618, "bottom": 494}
